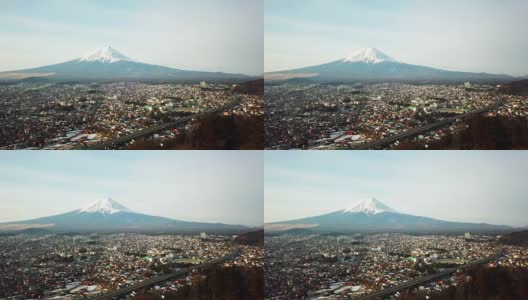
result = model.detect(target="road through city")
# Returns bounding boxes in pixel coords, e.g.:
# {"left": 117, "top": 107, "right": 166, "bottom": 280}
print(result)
{"left": 355, "top": 98, "right": 504, "bottom": 150}
{"left": 355, "top": 248, "right": 503, "bottom": 300}
{"left": 87, "top": 96, "right": 240, "bottom": 150}
{"left": 91, "top": 248, "right": 240, "bottom": 300}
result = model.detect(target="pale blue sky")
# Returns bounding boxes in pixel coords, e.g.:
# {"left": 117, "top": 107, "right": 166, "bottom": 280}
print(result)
{"left": 0, "top": 152, "right": 263, "bottom": 227}
{"left": 265, "top": 151, "right": 528, "bottom": 227}
{"left": 265, "top": 0, "right": 528, "bottom": 75}
{"left": 0, "top": 0, "right": 263, "bottom": 75}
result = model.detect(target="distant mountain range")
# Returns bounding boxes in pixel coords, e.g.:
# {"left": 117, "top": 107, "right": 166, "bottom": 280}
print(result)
{"left": 0, "top": 197, "right": 248, "bottom": 234}
{"left": 0, "top": 46, "right": 251, "bottom": 82}
{"left": 265, "top": 48, "right": 515, "bottom": 83}
{"left": 265, "top": 198, "right": 512, "bottom": 234}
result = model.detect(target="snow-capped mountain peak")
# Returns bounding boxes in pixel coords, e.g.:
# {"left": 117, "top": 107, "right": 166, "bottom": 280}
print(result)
{"left": 78, "top": 197, "right": 132, "bottom": 214}
{"left": 79, "top": 46, "right": 133, "bottom": 63}
{"left": 342, "top": 48, "right": 398, "bottom": 64}
{"left": 342, "top": 197, "right": 397, "bottom": 214}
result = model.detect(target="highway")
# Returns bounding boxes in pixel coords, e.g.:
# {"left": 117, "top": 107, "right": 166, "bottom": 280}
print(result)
{"left": 354, "top": 98, "right": 504, "bottom": 150}
{"left": 86, "top": 96, "right": 240, "bottom": 150}
{"left": 90, "top": 248, "right": 240, "bottom": 300}
{"left": 355, "top": 248, "right": 504, "bottom": 300}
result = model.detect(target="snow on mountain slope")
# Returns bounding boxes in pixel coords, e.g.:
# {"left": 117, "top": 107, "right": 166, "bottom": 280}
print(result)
{"left": 78, "top": 197, "right": 133, "bottom": 214}
{"left": 80, "top": 46, "right": 133, "bottom": 63}
{"left": 342, "top": 197, "right": 398, "bottom": 214}
{"left": 342, "top": 48, "right": 399, "bottom": 64}
{"left": 268, "top": 197, "right": 512, "bottom": 233}
{"left": 265, "top": 47, "right": 513, "bottom": 82}
{"left": 0, "top": 197, "right": 250, "bottom": 233}
{"left": 0, "top": 46, "right": 252, "bottom": 82}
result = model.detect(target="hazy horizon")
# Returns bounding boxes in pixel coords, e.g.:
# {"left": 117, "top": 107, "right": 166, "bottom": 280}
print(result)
{"left": 0, "top": 0, "right": 263, "bottom": 75}
{"left": 265, "top": 151, "right": 528, "bottom": 227}
{"left": 265, "top": 0, "right": 528, "bottom": 75}
{"left": 0, "top": 152, "right": 263, "bottom": 227}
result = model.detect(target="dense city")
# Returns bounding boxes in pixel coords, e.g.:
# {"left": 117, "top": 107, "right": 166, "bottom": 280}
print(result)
{"left": 265, "top": 83, "right": 528, "bottom": 149}
{"left": 0, "top": 233, "right": 263, "bottom": 299}
{"left": 264, "top": 233, "right": 524, "bottom": 300}
{"left": 0, "top": 81, "right": 263, "bottom": 150}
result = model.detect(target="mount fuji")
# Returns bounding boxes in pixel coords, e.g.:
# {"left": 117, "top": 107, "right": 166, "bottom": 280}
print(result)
{"left": 1, "top": 197, "right": 248, "bottom": 233}
{"left": 265, "top": 47, "right": 514, "bottom": 83}
{"left": 266, "top": 198, "right": 512, "bottom": 233}
{"left": 0, "top": 46, "right": 251, "bottom": 82}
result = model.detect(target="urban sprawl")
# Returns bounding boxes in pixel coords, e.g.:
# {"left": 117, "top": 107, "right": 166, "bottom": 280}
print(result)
{"left": 0, "top": 233, "right": 263, "bottom": 299}
{"left": 0, "top": 82, "right": 263, "bottom": 149}
{"left": 265, "top": 233, "right": 527, "bottom": 299}
{"left": 265, "top": 83, "right": 527, "bottom": 149}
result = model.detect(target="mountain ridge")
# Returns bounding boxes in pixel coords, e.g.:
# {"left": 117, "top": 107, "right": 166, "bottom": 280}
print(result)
{"left": 266, "top": 198, "right": 513, "bottom": 233}
{"left": 0, "top": 46, "right": 252, "bottom": 82}
{"left": 265, "top": 48, "right": 515, "bottom": 83}
{"left": 0, "top": 197, "right": 249, "bottom": 233}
